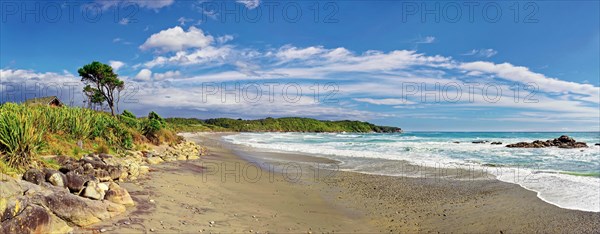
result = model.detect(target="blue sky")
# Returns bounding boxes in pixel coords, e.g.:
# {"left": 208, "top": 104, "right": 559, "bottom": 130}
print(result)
{"left": 1, "top": 0, "right": 599, "bottom": 131}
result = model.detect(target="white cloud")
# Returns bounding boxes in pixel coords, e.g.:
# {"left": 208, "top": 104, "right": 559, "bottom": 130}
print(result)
{"left": 153, "top": 70, "right": 181, "bottom": 80}
{"left": 177, "top": 17, "right": 194, "bottom": 26}
{"left": 459, "top": 61, "right": 599, "bottom": 103}
{"left": 217, "top": 35, "right": 234, "bottom": 44}
{"left": 143, "top": 46, "right": 232, "bottom": 68}
{"left": 463, "top": 49, "right": 498, "bottom": 58}
{"left": 353, "top": 98, "right": 415, "bottom": 105}
{"left": 109, "top": 60, "right": 126, "bottom": 72}
{"left": 275, "top": 45, "right": 326, "bottom": 61}
{"left": 236, "top": 0, "right": 260, "bottom": 9}
{"left": 134, "top": 69, "right": 152, "bottom": 81}
{"left": 416, "top": 36, "right": 435, "bottom": 44}
{"left": 140, "top": 26, "right": 214, "bottom": 53}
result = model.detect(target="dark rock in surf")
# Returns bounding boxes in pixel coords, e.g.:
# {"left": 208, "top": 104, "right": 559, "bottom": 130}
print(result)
{"left": 506, "top": 135, "right": 588, "bottom": 149}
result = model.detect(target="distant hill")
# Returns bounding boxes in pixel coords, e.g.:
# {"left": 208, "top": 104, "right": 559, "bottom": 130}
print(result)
{"left": 165, "top": 117, "right": 402, "bottom": 133}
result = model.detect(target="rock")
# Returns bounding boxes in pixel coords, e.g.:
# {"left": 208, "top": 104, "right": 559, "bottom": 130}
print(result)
{"left": 491, "top": 142, "right": 502, "bottom": 145}
{"left": 65, "top": 171, "right": 90, "bottom": 194}
{"left": 506, "top": 135, "right": 588, "bottom": 148}
{"left": 23, "top": 169, "right": 45, "bottom": 185}
{"left": 557, "top": 135, "right": 575, "bottom": 143}
{"left": 472, "top": 140, "right": 489, "bottom": 144}
{"left": 59, "top": 163, "right": 83, "bottom": 175}
{"left": 44, "top": 169, "right": 67, "bottom": 188}
{"left": 94, "top": 169, "right": 112, "bottom": 182}
{"left": 108, "top": 167, "right": 125, "bottom": 181}
{"left": 104, "top": 182, "right": 134, "bottom": 206}
{"left": 0, "top": 204, "right": 73, "bottom": 234}
{"left": 595, "top": 143, "right": 600, "bottom": 146}
{"left": 126, "top": 162, "right": 140, "bottom": 179}
{"left": 452, "top": 141, "right": 460, "bottom": 144}
{"left": 188, "top": 154, "right": 200, "bottom": 160}
{"left": 146, "top": 157, "right": 164, "bottom": 165}
{"left": 98, "top": 183, "right": 109, "bottom": 192}
{"left": 139, "top": 166, "right": 150, "bottom": 175}
{"left": 82, "top": 181, "right": 106, "bottom": 200}
{"left": 177, "top": 154, "right": 188, "bottom": 161}
{"left": 42, "top": 188, "right": 123, "bottom": 226}
{"left": 83, "top": 163, "right": 94, "bottom": 173}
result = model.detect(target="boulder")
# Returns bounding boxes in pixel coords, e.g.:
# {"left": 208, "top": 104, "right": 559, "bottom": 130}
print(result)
{"left": 82, "top": 181, "right": 105, "bottom": 200}
{"left": 65, "top": 171, "right": 91, "bottom": 194}
{"left": 139, "top": 166, "right": 150, "bottom": 175}
{"left": 0, "top": 204, "right": 72, "bottom": 234}
{"left": 104, "top": 182, "right": 134, "bottom": 206}
{"left": 94, "top": 169, "right": 112, "bottom": 182}
{"left": 472, "top": 140, "right": 489, "bottom": 144}
{"left": 44, "top": 169, "right": 66, "bottom": 188}
{"left": 107, "top": 167, "right": 125, "bottom": 181}
{"left": 595, "top": 143, "right": 600, "bottom": 146}
{"left": 491, "top": 142, "right": 502, "bottom": 145}
{"left": 146, "top": 157, "right": 164, "bottom": 165}
{"left": 23, "top": 169, "right": 45, "bottom": 185}
{"left": 41, "top": 188, "right": 123, "bottom": 226}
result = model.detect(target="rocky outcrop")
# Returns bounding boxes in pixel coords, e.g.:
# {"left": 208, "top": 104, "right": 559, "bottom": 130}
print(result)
{"left": 158, "top": 141, "right": 207, "bottom": 162}
{"left": 104, "top": 182, "right": 134, "bottom": 206}
{"left": 506, "top": 135, "right": 588, "bottom": 148}
{"left": 1, "top": 139, "right": 207, "bottom": 232}
{"left": 1, "top": 203, "right": 73, "bottom": 234}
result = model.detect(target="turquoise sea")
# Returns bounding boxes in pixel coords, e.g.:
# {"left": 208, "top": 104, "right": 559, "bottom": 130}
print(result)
{"left": 223, "top": 132, "right": 600, "bottom": 212}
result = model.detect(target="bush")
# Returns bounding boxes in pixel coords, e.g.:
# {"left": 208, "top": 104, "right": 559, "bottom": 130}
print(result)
{"left": 0, "top": 103, "right": 178, "bottom": 171}
{"left": 0, "top": 103, "right": 44, "bottom": 169}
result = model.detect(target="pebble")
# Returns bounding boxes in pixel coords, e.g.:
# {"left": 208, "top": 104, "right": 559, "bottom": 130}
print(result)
{"left": 124, "top": 221, "right": 131, "bottom": 225}
{"left": 209, "top": 221, "right": 215, "bottom": 224}
{"left": 99, "top": 228, "right": 106, "bottom": 233}
{"left": 150, "top": 228, "right": 156, "bottom": 232}
{"left": 150, "top": 199, "right": 155, "bottom": 203}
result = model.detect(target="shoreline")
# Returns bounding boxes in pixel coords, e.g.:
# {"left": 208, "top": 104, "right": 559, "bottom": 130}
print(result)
{"left": 89, "top": 132, "right": 600, "bottom": 233}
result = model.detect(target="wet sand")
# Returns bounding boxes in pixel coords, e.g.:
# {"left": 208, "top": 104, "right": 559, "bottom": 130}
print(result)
{"left": 88, "top": 133, "right": 600, "bottom": 233}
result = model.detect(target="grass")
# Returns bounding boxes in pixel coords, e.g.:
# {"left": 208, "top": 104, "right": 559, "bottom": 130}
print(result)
{"left": 0, "top": 103, "right": 179, "bottom": 173}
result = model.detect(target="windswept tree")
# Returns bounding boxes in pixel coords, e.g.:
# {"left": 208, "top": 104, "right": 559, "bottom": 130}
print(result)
{"left": 78, "top": 61, "right": 125, "bottom": 115}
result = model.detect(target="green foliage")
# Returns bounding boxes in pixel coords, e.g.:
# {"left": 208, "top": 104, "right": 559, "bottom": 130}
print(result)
{"left": 121, "top": 110, "right": 136, "bottom": 119}
{"left": 119, "top": 110, "right": 140, "bottom": 130}
{"left": 0, "top": 103, "right": 178, "bottom": 171}
{"left": 143, "top": 111, "right": 166, "bottom": 143}
{"left": 0, "top": 103, "right": 44, "bottom": 169}
{"left": 165, "top": 117, "right": 401, "bottom": 133}
{"left": 78, "top": 61, "right": 125, "bottom": 115}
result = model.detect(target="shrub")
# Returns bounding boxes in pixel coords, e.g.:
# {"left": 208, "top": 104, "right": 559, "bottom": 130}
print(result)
{"left": 0, "top": 103, "right": 44, "bottom": 169}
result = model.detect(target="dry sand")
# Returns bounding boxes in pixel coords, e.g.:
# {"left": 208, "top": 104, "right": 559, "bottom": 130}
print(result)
{"left": 86, "top": 133, "right": 600, "bottom": 233}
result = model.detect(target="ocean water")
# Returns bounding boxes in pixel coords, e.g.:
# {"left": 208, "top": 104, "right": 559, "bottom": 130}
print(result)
{"left": 223, "top": 132, "right": 600, "bottom": 212}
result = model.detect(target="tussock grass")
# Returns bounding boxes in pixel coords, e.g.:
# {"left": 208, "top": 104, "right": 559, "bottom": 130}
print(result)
{"left": 0, "top": 103, "right": 178, "bottom": 171}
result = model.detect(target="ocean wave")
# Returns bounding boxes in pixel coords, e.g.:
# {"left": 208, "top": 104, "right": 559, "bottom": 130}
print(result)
{"left": 223, "top": 132, "right": 600, "bottom": 212}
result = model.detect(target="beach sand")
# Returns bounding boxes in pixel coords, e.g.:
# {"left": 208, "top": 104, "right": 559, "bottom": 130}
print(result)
{"left": 86, "top": 133, "right": 600, "bottom": 233}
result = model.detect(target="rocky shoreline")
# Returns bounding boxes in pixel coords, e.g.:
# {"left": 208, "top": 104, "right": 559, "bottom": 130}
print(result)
{"left": 0, "top": 140, "right": 207, "bottom": 233}
{"left": 506, "top": 135, "right": 589, "bottom": 148}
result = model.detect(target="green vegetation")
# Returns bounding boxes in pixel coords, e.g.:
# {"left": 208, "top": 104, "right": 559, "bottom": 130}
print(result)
{"left": 0, "top": 103, "right": 178, "bottom": 173}
{"left": 165, "top": 117, "right": 401, "bottom": 133}
{"left": 78, "top": 61, "right": 125, "bottom": 115}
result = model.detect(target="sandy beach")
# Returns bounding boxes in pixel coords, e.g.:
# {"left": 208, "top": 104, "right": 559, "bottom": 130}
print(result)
{"left": 87, "top": 133, "right": 600, "bottom": 233}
